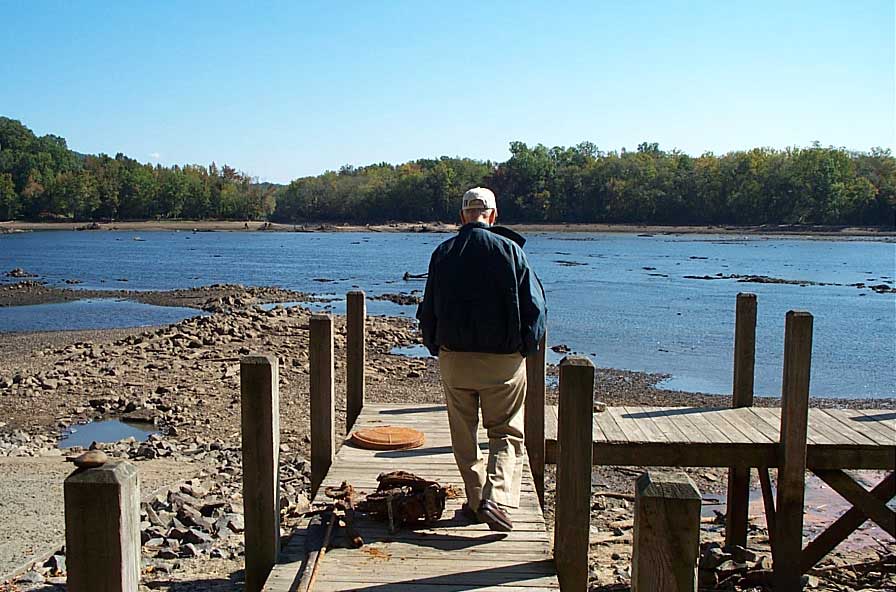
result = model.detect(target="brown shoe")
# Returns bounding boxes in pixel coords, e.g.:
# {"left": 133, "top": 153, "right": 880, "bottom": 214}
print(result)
{"left": 476, "top": 499, "right": 513, "bottom": 532}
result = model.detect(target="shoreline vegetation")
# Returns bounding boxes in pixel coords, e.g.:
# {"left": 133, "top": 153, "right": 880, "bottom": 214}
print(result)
{"left": 2, "top": 219, "right": 895, "bottom": 237}
{"left": 2, "top": 117, "right": 894, "bottom": 229}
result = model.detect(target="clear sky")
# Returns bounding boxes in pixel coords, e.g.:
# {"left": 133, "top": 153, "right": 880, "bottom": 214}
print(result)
{"left": 2, "top": 1, "right": 893, "bottom": 183}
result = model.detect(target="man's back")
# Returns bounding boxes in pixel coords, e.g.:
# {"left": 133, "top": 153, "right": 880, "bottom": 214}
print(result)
{"left": 417, "top": 221, "right": 545, "bottom": 357}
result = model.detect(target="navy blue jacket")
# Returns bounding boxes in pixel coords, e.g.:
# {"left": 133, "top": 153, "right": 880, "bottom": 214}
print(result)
{"left": 416, "top": 222, "right": 546, "bottom": 357}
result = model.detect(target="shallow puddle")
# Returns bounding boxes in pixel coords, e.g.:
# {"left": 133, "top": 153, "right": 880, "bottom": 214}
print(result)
{"left": 704, "top": 472, "right": 894, "bottom": 552}
{"left": 390, "top": 344, "right": 432, "bottom": 358}
{"left": 0, "top": 298, "right": 202, "bottom": 333}
{"left": 59, "top": 419, "right": 159, "bottom": 449}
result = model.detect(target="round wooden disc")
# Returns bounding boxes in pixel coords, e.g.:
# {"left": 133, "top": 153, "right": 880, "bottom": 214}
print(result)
{"left": 350, "top": 426, "right": 425, "bottom": 450}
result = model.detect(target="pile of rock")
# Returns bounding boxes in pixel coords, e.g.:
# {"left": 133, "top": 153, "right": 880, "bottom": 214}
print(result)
{"left": 0, "top": 428, "right": 60, "bottom": 457}
{"left": 11, "top": 436, "right": 312, "bottom": 587}
{"left": 5, "top": 268, "right": 37, "bottom": 278}
{"left": 698, "top": 542, "right": 770, "bottom": 588}
{"left": 141, "top": 480, "right": 247, "bottom": 562}
{"left": 371, "top": 292, "right": 422, "bottom": 306}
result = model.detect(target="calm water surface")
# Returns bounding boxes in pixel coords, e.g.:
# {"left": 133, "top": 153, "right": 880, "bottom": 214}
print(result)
{"left": 0, "top": 298, "right": 202, "bottom": 332}
{"left": 1, "top": 230, "right": 893, "bottom": 399}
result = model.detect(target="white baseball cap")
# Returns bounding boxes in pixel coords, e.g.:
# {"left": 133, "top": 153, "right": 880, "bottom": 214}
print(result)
{"left": 462, "top": 187, "right": 497, "bottom": 211}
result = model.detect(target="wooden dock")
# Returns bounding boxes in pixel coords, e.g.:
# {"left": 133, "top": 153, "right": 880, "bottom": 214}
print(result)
{"left": 544, "top": 405, "right": 896, "bottom": 470}
{"left": 542, "top": 403, "right": 895, "bottom": 584}
{"left": 263, "top": 403, "right": 560, "bottom": 591}
{"left": 237, "top": 293, "right": 894, "bottom": 592}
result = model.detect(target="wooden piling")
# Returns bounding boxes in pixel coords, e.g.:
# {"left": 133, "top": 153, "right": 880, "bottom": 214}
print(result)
{"left": 725, "top": 292, "right": 757, "bottom": 547}
{"left": 632, "top": 471, "right": 701, "bottom": 592}
{"left": 773, "top": 311, "right": 813, "bottom": 590}
{"left": 240, "top": 354, "right": 280, "bottom": 592}
{"left": 346, "top": 290, "right": 366, "bottom": 431}
{"left": 310, "top": 314, "right": 335, "bottom": 497}
{"left": 64, "top": 461, "right": 140, "bottom": 592}
{"left": 525, "top": 332, "right": 547, "bottom": 506}
{"left": 554, "top": 356, "right": 594, "bottom": 591}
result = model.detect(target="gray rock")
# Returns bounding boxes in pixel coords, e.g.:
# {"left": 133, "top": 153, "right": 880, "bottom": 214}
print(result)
{"left": 724, "top": 544, "right": 758, "bottom": 564}
{"left": 143, "top": 537, "right": 166, "bottom": 549}
{"left": 156, "top": 548, "right": 179, "bottom": 560}
{"left": 44, "top": 554, "right": 66, "bottom": 575}
{"left": 182, "top": 528, "right": 213, "bottom": 545}
{"left": 700, "top": 546, "right": 732, "bottom": 570}
{"left": 17, "top": 570, "right": 45, "bottom": 584}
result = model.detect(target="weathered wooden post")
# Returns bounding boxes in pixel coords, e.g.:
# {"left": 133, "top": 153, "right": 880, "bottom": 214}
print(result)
{"left": 64, "top": 461, "right": 140, "bottom": 592}
{"left": 310, "top": 314, "right": 335, "bottom": 497}
{"left": 554, "top": 356, "right": 594, "bottom": 591}
{"left": 346, "top": 290, "right": 366, "bottom": 431}
{"left": 632, "top": 471, "right": 702, "bottom": 592}
{"left": 525, "top": 332, "right": 547, "bottom": 506}
{"left": 240, "top": 354, "right": 280, "bottom": 592}
{"left": 773, "top": 311, "right": 813, "bottom": 590}
{"left": 725, "top": 292, "right": 757, "bottom": 547}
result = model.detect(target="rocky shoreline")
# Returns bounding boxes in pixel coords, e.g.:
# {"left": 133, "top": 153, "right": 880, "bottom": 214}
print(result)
{"left": 2, "top": 219, "right": 894, "bottom": 238}
{"left": 0, "top": 284, "right": 892, "bottom": 591}
{"left": 0, "top": 279, "right": 325, "bottom": 309}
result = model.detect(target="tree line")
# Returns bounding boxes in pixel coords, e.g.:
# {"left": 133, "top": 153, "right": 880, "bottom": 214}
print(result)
{"left": 0, "top": 117, "right": 275, "bottom": 221}
{"left": 274, "top": 141, "right": 894, "bottom": 226}
{"left": 2, "top": 116, "right": 893, "bottom": 226}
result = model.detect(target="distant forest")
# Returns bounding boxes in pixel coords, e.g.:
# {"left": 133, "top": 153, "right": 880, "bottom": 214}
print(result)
{"left": 1, "top": 116, "right": 893, "bottom": 226}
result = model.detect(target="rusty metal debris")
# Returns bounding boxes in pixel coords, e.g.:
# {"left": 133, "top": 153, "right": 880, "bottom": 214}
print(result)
{"left": 297, "top": 481, "right": 362, "bottom": 592}
{"left": 357, "top": 471, "right": 448, "bottom": 534}
{"left": 325, "top": 481, "right": 364, "bottom": 548}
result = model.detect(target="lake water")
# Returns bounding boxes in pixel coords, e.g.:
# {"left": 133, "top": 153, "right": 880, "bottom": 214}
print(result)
{"left": 1, "top": 230, "right": 894, "bottom": 399}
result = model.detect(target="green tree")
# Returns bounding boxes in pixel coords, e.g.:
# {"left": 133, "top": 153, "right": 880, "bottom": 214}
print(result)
{"left": 0, "top": 172, "right": 17, "bottom": 220}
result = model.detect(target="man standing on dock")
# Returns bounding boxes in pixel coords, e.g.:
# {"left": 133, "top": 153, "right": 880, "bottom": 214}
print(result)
{"left": 417, "top": 187, "right": 546, "bottom": 532}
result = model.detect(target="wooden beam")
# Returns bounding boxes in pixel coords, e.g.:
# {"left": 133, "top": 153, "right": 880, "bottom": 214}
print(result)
{"left": 801, "top": 472, "right": 895, "bottom": 572}
{"left": 758, "top": 467, "right": 776, "bottom": 548}
{"left": 525, "top": 332, "right": 547, "bottom": 507}
{"left": 726, "top": 292, "right": 757, "bottom": 548}
{"left": 240, "top": 354, "right": 281, "bottom": 592}
{"left": 310, "top": 314, "right": 335, "bottom": 497}
{"left": 64, "top": 461, "right": 140, "bottom": 592}
{"left": 773, "top": 310, "right": 813, "bottom": 590}
{"left": 632, "top": 472, "right": 701, "bottom": 592}
{"left": 554, "top": 356, "right": 594, "bottom": 592}
{"left": 547, "top": 440, "right": 779, "bottom": 468}
{"left": 811, "top": 469, "right": 895, "bottom": 537}
{"left": 346, "top": 290, "right": 366, "bottom": 431}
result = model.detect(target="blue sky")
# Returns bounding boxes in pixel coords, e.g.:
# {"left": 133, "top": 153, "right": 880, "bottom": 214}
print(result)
{"left": 2, "top": 1, "right": 893, "bottom": 183}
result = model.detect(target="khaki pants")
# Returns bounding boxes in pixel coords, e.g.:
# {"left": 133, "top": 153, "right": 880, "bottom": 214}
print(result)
{"left": 438, "top": 348, "right": 526, "bottom": 510}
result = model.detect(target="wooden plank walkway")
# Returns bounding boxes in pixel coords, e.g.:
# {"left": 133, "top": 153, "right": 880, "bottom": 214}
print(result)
{"left": 545, "top": 406, "right": 896, "bottom": 470}
{"left": 264, "top": 403, "right": 560, "bottom": 591}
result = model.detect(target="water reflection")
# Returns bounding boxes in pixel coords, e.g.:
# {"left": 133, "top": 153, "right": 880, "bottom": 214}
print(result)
{"left": 59, "top": 419, "right": 159, "bottom": 449}
{"left": 0, "top": 299, "right": 202, "bottom": 333}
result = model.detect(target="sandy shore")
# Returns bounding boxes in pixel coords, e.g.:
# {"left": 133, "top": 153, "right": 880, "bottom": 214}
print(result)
{"left": 2, "top": 219, "right": 894, "bottom": 238}
{"left": 0, "top": 285, "right": 892, "bottom": 590}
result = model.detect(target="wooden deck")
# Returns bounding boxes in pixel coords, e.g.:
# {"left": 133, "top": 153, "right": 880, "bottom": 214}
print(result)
{"left": 545, "top": 405, "right": 896, "bottom": 470}
{"left": 263, "top": 404, "right": 560, "bottom": 591}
